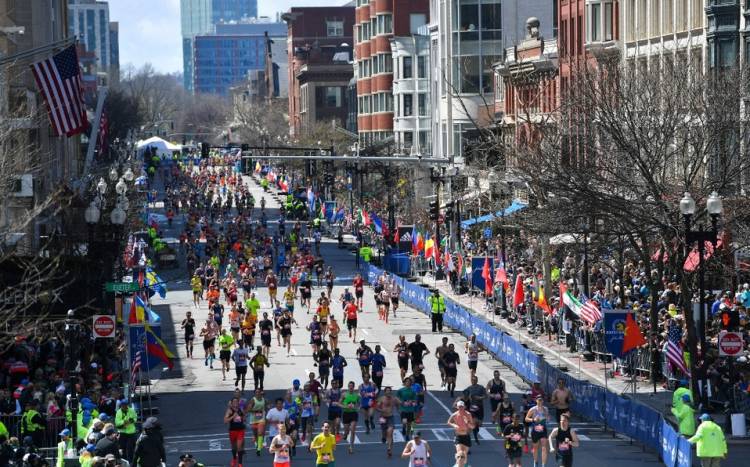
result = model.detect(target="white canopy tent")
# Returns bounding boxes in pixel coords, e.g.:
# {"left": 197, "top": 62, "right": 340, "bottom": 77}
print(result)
{"left": 136, "top": 136, "right": 182, "bottom": 158}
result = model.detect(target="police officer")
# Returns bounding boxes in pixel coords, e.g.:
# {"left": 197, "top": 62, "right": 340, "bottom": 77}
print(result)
{"left": 428, "top": 290, "right": 445, "bottom": 333}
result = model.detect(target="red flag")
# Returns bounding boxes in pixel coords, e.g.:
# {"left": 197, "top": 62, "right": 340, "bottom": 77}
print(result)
{"left": 512, "top": 274, "right": 524, "bottom": 308}
{"left": 481, "top": 257, "right": 493, "bottom": 296}
{"left": 622, "top": 312, "right": 647, "bottom": 354}
{"left": 394, "top": 226, "right": 400, "bottom": 244}
{"left": 495, "top": 265, "right": 508, "bottom": 285}
{"left": 128, "top": 297, "right": 138, "bottom": 324}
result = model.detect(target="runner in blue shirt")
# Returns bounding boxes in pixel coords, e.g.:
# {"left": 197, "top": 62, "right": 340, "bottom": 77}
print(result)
{"left": 360, "top": 374, "right": 378, "bottom": 434}
{"left": 371, "top": 344, "right": 387, "bottom": 390}
{"left": 331, "top": 348, "right": 347, "bottom": 387}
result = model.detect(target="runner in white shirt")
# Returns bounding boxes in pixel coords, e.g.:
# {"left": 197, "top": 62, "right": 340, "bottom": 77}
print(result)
{"left": 266, "top": 398, "right": 290, "bottom": 440}
{"left": 269, "top": 422, "right": 294, "bottom": 467}
{"left": 401, "top": 431, "right": 431, "bottom": 467}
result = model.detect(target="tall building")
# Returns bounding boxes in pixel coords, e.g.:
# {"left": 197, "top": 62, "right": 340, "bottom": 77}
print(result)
{"left": 67, "top": 0, "right": 118, "bottom": 80}
{"left": 390, "top": 32, "right": 431, "bottom": 155}
{"left": 353, "top": 0, "right": 429, "bottom": 146}
{"left": 193, "top": 21, "right": 286, "bottom": 96}
{"left": 108, "top": 21, "right": 119, "bottom": 83}
{"left": 428, "top": 0, "right": 556, "bottom": 164}
{"left": 180, "top": 0, "right": 258, "bottom": 91}
{"left": 283, "top": 6, "right": 355, "bottom": 138}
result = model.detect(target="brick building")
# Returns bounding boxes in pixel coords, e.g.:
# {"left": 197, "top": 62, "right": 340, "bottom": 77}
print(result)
{"left": 353, "top": 0, "right": 429, "bottom": 146}
{"left": 283, "top": 6, "right": 355, "bottom": 138}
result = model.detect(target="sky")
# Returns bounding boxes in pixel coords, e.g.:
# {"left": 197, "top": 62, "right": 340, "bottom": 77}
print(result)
{"left": 109, "top": 0, "right": 345, "bottom": 75}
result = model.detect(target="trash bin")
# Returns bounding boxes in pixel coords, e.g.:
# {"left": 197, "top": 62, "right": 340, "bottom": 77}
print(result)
{"left": 731, "top": 413, "right": 747, "bottom": 437}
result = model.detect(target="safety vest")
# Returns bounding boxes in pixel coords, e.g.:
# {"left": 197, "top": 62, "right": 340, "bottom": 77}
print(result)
{"left": 429, "top": 295, "right": 445, "bottom": 314}
{"left": 22, "top": 409, "right": 43, "bottom": 433}
{"left": 56, "top": 439, "right": 72, "bottom": 467}
{"left": 115, "top": 407, "right": 138, "bottom": 435}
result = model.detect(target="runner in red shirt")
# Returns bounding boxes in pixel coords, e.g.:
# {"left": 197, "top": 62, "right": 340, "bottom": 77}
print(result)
{"left": 344, "top": 300, "right": 359, "bottom": 342}
{"left": 353, "top": 274, "right": 365, "bottom": 308}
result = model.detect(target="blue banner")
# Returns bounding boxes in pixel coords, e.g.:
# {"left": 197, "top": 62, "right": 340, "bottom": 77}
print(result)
{"left": 676, "top": 435, "right": 692, "bottom": 467}
{"left": 470, "top": 257, "right": 493, "bottom": 292}
{"left": 662, "top": 420, "right": 679, "bottom": 467}
{"left": 603, "top": 310, "right": 628, "bottom": 358}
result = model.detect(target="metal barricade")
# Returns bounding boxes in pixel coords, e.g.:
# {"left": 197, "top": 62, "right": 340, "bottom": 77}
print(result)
{"left": 0, "top": 414, "right": 66, "bottom": 448}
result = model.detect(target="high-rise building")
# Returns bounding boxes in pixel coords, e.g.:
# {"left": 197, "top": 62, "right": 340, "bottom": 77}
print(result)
{"left": 108, "top": 21, "right": 119, "bottom": 83}
{"left": 428, "top": 0, "right": 556, "bottom": 164}
{"left": 181, "top": 0, "right": 258, "bottom": 91}
{"left": 193, "top": 21, "right": 286, "bottom": 96}
{"left": 283, "top": 6, "right": 355, "bottom": 137}
{"left": 67, "top": 0, "right": 118, "bottom": 80}
{"left": 353, "top": 0, "right": 429, "bottom": 146}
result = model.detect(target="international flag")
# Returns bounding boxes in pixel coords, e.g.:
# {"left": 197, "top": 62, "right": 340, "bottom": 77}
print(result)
{"left": 129, "top": 294, "right": 159, "bottom": 324}
{"left": 424, "top": 234, "right": 435, "bottom": 259}
{"left": 664, "top": 324, "right": 690, "bottom": 376}
{"left": 416, "top": 231, "right": 424, "bottom": 254}
{"left": 621, "top": 312, "right": 647, "bottom": 354}
{"left": 145, "top": 267, "right": 167, "bottom": 299}
{"left": 29, "top": 45, "right": 87, "bottom": 136}
{"left": 534, "top": 280, "right": 552, "bottom": 314}
{"left": 333, "top": 206, "right": 345, "bottom": 223}
{"left": 481, "top": 257, "right": 493, "bottom": 296}
{"left": 130, "top": 351, "right": 142, "bottom": 388}
{"left": 144, "top": 324, "right": 175, "bottom": 370}
{"left": 561, "top": 283, "right": 583, "bottom": 316}
{"left": 254, "top": 161, "right": 261, "bottom": 173}
{"left": 411, "top": 226, "right": 418, "bottom": 255}
{"left": 394, "top": 220, "right": 400, "bottom": 244}
{"left": 457, "top": 251, "right": 465, "bottom": 278}
{"left": 494, "top": 262, "right": 508, "bottom": 286}
{"left": 512, "top": 274, "right": 525, "bottom": 308}
{"left": 307, "top": 188, "right": 315, "bottom": 215}
{"left": 371, "top": 212, "right": 384, "bottom": 234}
{"left": 359, "top": 209, "right": 371, "bottom": 227}
{"left": 445, "top": 251, "right": 455, "bottom": 272}
{"left": 579, "top": 294, "right": 603, "bottom": 324}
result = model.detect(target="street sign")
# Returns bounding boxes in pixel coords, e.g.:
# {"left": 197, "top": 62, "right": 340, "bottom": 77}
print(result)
{"left": 718, "top": 331, "right": 743, "bottom": 356}
{"left": 105, "top": 281, "right": 140, "bottom": 293}
{"left": 92, "top": 315, "right": 116, "bottom": 338}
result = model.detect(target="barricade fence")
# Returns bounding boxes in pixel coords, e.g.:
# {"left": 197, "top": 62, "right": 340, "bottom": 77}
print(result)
{"left": 0, "top": 414, "right": 66, "bottom": 448}
{"left": 367, "top": 265, "right": 692, "bottom": 467}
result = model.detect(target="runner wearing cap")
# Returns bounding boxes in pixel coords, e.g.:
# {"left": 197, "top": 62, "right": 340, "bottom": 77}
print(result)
{"left": 401, "top": 431, "right": 431, "bottom": 467}
{"left": 447, "top": 400, "right": 475, "bottom": 458}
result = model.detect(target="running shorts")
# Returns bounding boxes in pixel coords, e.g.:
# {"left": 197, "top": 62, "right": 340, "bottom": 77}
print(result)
{"left": 454, "top": 434, "right": 472, "bottom": 447}
{"left": 220, "top": 350, "right": 231, "bottom": 362}
{"left": 342, "top": 411, "right": 358, "bottom": 424}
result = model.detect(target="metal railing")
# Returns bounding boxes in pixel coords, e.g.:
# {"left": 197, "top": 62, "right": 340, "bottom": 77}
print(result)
{"left": 0, "top": 414, "right": 67, "bottom": 448}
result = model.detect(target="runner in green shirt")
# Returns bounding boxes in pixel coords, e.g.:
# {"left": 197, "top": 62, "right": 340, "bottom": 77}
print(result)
{"left": 341, "top": 381, "right": 361, "bottom": 454}
{"left": 245, "top": 293, "right": 260, "bottom": 317}
{"left": 397, "top": 377, "right": 418, "bottom": 439}
{"left": 218, "top": 329, "right": 235, "bottom": 382}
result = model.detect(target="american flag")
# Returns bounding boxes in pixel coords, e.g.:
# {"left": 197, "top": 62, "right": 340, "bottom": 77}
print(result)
{"left": 130, "top": 350, "right": 142, "bottom": 388}
{"left": 29, "top": 45, "right": 87, "bottom": 137}
{"left": 579, "top": 295, "right": 603, "bottom": 325}
{"left": 664, "top": 325, "right": 690, "bottom": 376}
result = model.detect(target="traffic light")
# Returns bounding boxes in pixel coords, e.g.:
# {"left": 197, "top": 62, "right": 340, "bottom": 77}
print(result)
{"left": 324, "top": 172, "right": 334, "bottom": 186}
{"left": 429, "top": 200, "right": 439, "bottom": 221}
{"left": 200, "top": 142, "right": 209, "bottom": 158}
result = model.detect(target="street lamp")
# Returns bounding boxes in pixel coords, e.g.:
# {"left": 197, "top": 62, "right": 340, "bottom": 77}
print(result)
{"left": 96, "top": 177, "right": 108, "bottom": 195}
{"left": 110, "top": 205, "right": 126, "bottom": 225}
{"left": 84, "top": 202, "right": 101, "bottom": 224}
{"left": 679, "top": 191, "right": 722, "bottom": 407}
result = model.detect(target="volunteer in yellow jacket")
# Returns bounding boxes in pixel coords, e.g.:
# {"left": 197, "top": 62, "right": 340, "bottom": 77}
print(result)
{"left": 56, "top": 429, "right": 73, "bottom": 467}
{"left": 672, "top": 380, "right": 692, "bottom": 410}
{"left": 688, "top": 414, "right": 727, "bottom": 467}
{"left": 115, "top": 399, "right": 138, "bottom": 462}
{"left": 671, "top": 393, "right": 696, "bottom": 436}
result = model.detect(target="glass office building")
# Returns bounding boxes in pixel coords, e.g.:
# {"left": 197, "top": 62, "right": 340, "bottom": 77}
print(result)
{"left": 193, "top": 35, "right": 265, "bottom": 95}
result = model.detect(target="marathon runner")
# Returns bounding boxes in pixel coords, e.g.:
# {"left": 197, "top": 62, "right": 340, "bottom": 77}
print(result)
{"left": 307, "top": 315, "right": 323, "bottom": 361}
{"left": 240, "top": 310, "right": 256, "bottom": 349}
{"left": 465, "top": 334, "right": 483, "bottom": 379}
{"left": 224, "top": 397, "right": 246, "bottom": 467}
{"left": 525, "top": 395, "right": 551, "bottom": 467}
{"left": 325, "top": 266, "right": 335, "bottom": 298}
{"left": 316, "top": 296, "right": 330, "bottom": 338}
{"left": 328, "top": 316, "right": 340, "bottom": 351}
{"left": 258, "top": 312, "right": 274, "bottom": 357}
{"left": 316, "top": 342, "right": 332, "bottom": 389}
{"left": 441, "top": 343, "right": 461, "bottom": 398}
{"left": 376, "top": 386, "right": 399, "bottom": 458}
{"left": 356, "top": 340, "right": 373, "bottom": 379}
{"left": 407, "top": 335, "right": 430, "bottom": 373}
{"left": 494, "top": 397, "right": 516, "bottom": 436}
{"left": 339, "top": 288, "right": 354, "bottom": 310}
{"left": 401, "top": 431, "right": 431, "bottom": 467}
{"left": 268, "top": 422, "right": 293, "bottom": 467}
{"left": 181, "top": 311, "right": 196, "bottom": 359}
{"left": 298, "top": 383, "right": 318, "bottom": 445}
{"left": 266, "top": 271, "right": 279, "bottom": 307}
{"left": 503, "top": 413, "right": 526, "bottom": 467}
{"left": 331, "top": 348, "right": 347, "bottom": 388}
{"left": 549, "top": 413, "right": 579, "bottom": 467}
{"left": 191, "top": 274, "right": 203, "bottom": 307}
{"left": 434, "top": 337, "right": 450, "bottom": 389}
{"left": 200, "top": 317, "right": 218, "bottom": 369}
{"left": 231, "top": 341, "right": 250, "bottom": 391}
{"left": 247, "top": 388, "right": 267, "bottom": 456}
{"left": 325, "top": 379, "right": 343, "bottom": 441}
{"left": 249, "top": 346, "right": 269, "bottom": 391}
{"left": 447, "top": 400, "right": 475, "bottom": 458}
{"left": 389, "top": 279, "right": 401, "bottom": 317}
{"left": 359, "top": 374, "right": 378, "bottom": 434}
{"left": 218, "top": 328, "right": 235, "bottom": 381}
{"left": 394, "top": 335, "right": 410, "bottom": 381}
{"left": 278, "top": 311, "right": 297, "bottom": 356}
{"left": 344, "top": 299, "right": 359, "bottom": 342}
{"left": 228, "top": 306, "right": 242, "bottom": 342}
{"left": 550, "top": 378, "right": 574, "bottom": 424}
{"left": 282, "top": 392, "right": 300, "bottom": 456}
{"left": 341, "top": 381, "right": 361, "bottom": 454}
{"left": 309, "top": 422, "right": 336, "bottom": 467}
{"left": 463, "top": 375, "right": 487, "bottom": 445}
{"left": 371, "top": 345, "right": 387, "bottom": 390}
{"left": 487, "top": 370, "right": 507, "bottom": 414}
{"left": 353, "top": 273, "right": 365, "bottom": 308}
{"left": 397, "top": 377, "right": 419, "bottom": 439}
{"left": 265, "top": 398, "right": 289, "bottom": 447}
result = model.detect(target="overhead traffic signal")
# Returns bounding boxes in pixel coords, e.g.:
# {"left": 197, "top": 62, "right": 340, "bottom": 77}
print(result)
{"left": 429, "top": 200, "right": 439, "bottom": 221}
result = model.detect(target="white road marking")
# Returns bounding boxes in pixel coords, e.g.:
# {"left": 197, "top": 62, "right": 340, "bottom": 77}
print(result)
{"left": 478, "top": 427, "right": 494, "bottom": 440}
{"left": 426, "top": 390, "right": 452, "bottom": 415}
{"left": 208, "top": 439, "right": 222, "bottom": 451}
{"left": 577, "top": 433, "right": 591, "bottom": 441}
{"left": 432, "top": 428, "right": 449, "bottom": 441}
{"left": 392, "top": 430, "right": 405, "bottom": 443}
{"left": 354, "top": 434, "right": 362, "bottom": 444}
{"left": 361, "top": 328, "right": 369, "bottom": 336}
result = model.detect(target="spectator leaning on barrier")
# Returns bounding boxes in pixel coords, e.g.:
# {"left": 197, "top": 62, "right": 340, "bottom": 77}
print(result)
{"left": 688, "top": 414, "right": 727, "bottom": 467}
{"left": 671, "top": 394, "right": 695, "bottom": 437}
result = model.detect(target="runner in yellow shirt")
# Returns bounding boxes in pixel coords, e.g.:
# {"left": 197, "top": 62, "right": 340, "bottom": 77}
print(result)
{"left": 218, "top": 329, "right": 235, "bottom": 382}
{"left": 310, "top": 421, "right": 337, "bottom": 467}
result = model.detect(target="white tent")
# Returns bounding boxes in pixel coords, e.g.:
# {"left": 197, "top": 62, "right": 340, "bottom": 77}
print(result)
{"left": 136, "top": 136, "right": 181, "bottom": 158}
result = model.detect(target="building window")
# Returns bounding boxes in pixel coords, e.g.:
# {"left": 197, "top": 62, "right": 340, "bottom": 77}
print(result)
{"left": 410, "top": 14, "right": 427, "bottom": 34}
{"left": 691, "top": 0, "right": 702, "bottom": 29}
{"left": 638, "top": 0, "right": 647, "bottom": 39}
{"left": 650, "top": 0, "right": 661, "bottom": 37}
{"left": 480, "top": 1, "right": 502, "bottom": 40}
{"left": 403, "top": 131, "right": 414, "bottom": 150}
{"left": 86, "top": 10, "right": 96, "bottom": 53}
{"left": 453, "top": 55, "right": 480, "bottom": 93}
{"left": 417, "top": 56, "right": 426, "bottom": 78}
{"left": 377, "top": 14, "right": 393, "bottom": 35}
{"left": 418, "top": 93, "right": 427, "bottom": 116}
{"left": 587, "top": 1, "right": 614, "bottom": 43}
{"left": 319, "top": 86, "right": 342, "bottom": 107}
{"left": 718, "top": 39, "right": 737, "bottom": 68}
{"left": 327, "top": 20, "right": 344, "bottom": 37}
{"left": 403, "top": 56, "right": 413, "bottom": 79}
{"left": 676, "top": 0, "right": 688, "bottom": 31}
{"left": 403, "top": 94, "right": 413, "bottom": 116}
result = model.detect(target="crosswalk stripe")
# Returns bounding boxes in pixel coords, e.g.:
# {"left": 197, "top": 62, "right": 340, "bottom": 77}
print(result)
{"left": 354, "top": 434, "right": 362, "bottom": 444}
{"left": 432, "top": 429, "right": 449, "bottom": 441}
{"left": 577, "top": 434, "right": 591, "bottom": 441}
{"left": 393, "top": 430, "right": 405, "bottom": 443}
{"left": 478, "top": 428, "right": 494, "bottom": 440}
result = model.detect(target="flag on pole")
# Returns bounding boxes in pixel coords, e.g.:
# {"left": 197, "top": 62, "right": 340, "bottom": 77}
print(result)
{"left": 411, "top": 226, "right": 418, "bottom": 255}
{"left": 562, "top": 288, "right": 584, "bottom": 316}
{"left": 621, "top": 312, "right": 647, "bottom": 354}
{"left": 579, "top": 294, "right": 603, "bottom": 324}
{"left": 534, "top": 281, "right": 552, "bottom": 314}
{"left": 30, "top": 45, "right": 88, "bottom": 136}
{"left": 145, "top": 267, "right": 167, "bottom": 299}
{"left": 446, "top": 251, "right": 455, "bottom": 272}
{"left": 424, "top": 234, "right": 435, "bottom": 259}
{"left": 96, "top": 106, "right": 109, "bottom": 156}
{"left": 481, "top": 257, "right": 493, "bottom": 296}
{"left": 394, "top": 220, "right": 401, "bottom": 243}
{"left": 494, "top": 262, "right": 508, "bottom": 286}
{"left": 370, "top": 212, "right": 384, "bottom": 234}
{"left": 333, "top": 206, "right": 345, "bottom": 223}
{"left": 144, "top": 323, "right": 175, "bottom": 370}
{"left": 130, "top": 351, "right": 142, "bottom": 387}
{"left": 416, "top": 231, "right": 425, "bottom": 254}
{"left": 457, "top": 251, "right": 466, "bottom": 279}
{"left": 359, "top": 209, "right": 371, "bottom": 226}
{"left": 664, "top": 325, "right": 690, "bottom": 376}
{"left": 512, "top": 274, "right": 525, "bottom": 308}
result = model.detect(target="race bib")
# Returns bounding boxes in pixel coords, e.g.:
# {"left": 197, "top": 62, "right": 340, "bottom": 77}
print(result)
{"left": 254, "top": 411, "right": 263, "bottom": 418}
{"left": 413, "top": 458, "right": 425, "bottom": 467}
{"left": 233, "top": 415, "right": 242, "bottom": 423}
{"left": 378, "top": 416, "right": 386, "bottom": 424}
{"left": 262, "top": 330, "right": 270, "bottom": 335}
{"left": 511, "top": 433, "right": 522, "bottom": 442}
{"left": 534, "top": 424, "right": 545, "bottom": 432}
{"left": 322, "top": 453, "right": 331, "bottom": 462}
{"left": 502, "top": 416, "right": 511, "bottom": 424}
{"left": 375, "top": 371, "right": 383, "bottom": 377}
{"left": 559, "top": 441, "right": 570, "bottom": 452}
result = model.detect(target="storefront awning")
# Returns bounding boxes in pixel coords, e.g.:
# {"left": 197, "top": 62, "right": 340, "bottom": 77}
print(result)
{"left": 460, "top": 200, "right": 528, "bottom": 228}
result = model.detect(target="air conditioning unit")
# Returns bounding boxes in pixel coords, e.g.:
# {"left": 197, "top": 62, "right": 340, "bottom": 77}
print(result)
{"left": 12, "top": 174, "right": 33, "bottom": 197}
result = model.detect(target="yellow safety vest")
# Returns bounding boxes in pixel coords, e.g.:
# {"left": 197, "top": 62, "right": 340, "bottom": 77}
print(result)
{"left": 429, "top": 296, "right": 445, "bottom": 314}
{"left": 22, "top": 409, "right": 43, "bottom": 433}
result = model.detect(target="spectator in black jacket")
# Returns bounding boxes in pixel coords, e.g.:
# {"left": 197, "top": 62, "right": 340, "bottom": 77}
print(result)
{"left": 133, "top": 417, "right": 165, "bottom": 467}
{"left": 94, "top": 425, "right": 120, "bottom": 459}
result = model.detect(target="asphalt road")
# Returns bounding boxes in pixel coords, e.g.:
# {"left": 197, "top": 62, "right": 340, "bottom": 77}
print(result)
{"left": 145, "top": 176, "right": 672, "bottom": 467}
